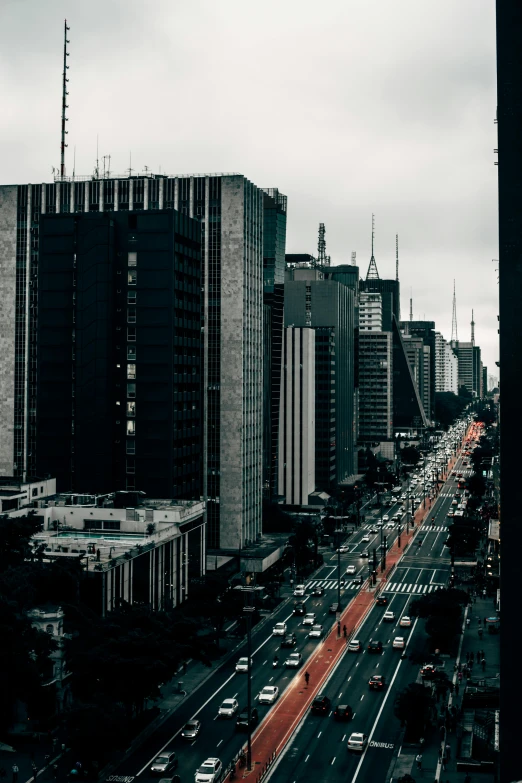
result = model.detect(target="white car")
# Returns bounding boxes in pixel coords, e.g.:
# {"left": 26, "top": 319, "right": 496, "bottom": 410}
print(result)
{"left": 347, "top": 639, "right": 362, "bottom": 652}
{"left": 400, "top": 494, "right": 407, "bottom": 500}
{"left": 273, "top": 622, "right": 287, "bottom": 636}
{"left": 235, "top": 657, "right": 252, "bottom": 673}
{"left": 383, "top": 611, "right": 396, "bottom": 622}
{"left": 346, "top": 565, "right": 356, "bottom": 575}
{"left": 308, "top": 624, "right": 323, "bottom": 639}
{"left": 414, "top": 497, "right": 421, "bottom": 504}
{"left": 285, "top": 652, "right": 302, "bottom": 668}
{"left": 393, "top": 636, "right": 405, "bottom": 649}
{"left": 302, "top": 613, "right": 316, "bottom": 626}
{"left": 347, "top": 732, "right": 368, "bottom": 752}
{"left": 399, "top": 616, "right": 411, "bottom": 628}
{"left": 382, "top": 515, "right": 390, "bottom": 522}
{"left": 259, "top": 685, "right": 279, "bottom": 704}
{"left": 218, "top": 698, "right": 239, "bottom": 718}
{"left": 195, "top": 758, "right": 222, "bottom": 783}
{"left": 338, "top": 545, "right": 349, "bottom": 553}
{"left": 293, "top": 584, "right": 306, "bottom": 597}
{"left": 361, "top": 535, "right": 370, "bottom": 543}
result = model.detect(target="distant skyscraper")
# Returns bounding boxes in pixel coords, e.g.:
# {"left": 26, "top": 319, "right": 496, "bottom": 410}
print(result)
{"left": 455, "top": 342, "right": 482, "bottom": 397}
{"left": 402, "top": 335, "right": 431, "bottom": 421}
{"left": 278, "top": 328, "right": 315, "bottom": 505}
{"left": 0, "top": 172, "right": 276, "bottom": 551}
{"left": 434, "top": 332, "right": 458, "bottom": 394}
{"left": 399, "top": 320, "right": 436, "bottom": 418}
{"left": 358, "top": 331, "right": 393, "bottom": 441}
{"left": 284, "top": 266, "right": 356, "bottom": 484}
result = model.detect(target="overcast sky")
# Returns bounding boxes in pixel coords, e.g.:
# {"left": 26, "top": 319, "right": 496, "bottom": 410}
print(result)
{"left": 0, "top": 0, "right": 499, "bottom": 378}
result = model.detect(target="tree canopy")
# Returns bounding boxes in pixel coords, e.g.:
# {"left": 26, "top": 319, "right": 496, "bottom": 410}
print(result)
{"left": 434, "top": 392, "right": 468, "bottom": 428}
{"left": 394, "top": 683, "right": 435, "bottom": 741}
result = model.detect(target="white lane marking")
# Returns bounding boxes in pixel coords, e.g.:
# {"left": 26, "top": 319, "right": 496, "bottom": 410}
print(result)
{"left": 331, "top": 757, "right": 336, "bottom": 765}
{"left": 217, "top": 739, "right": 223, "bottom": 747}
{"left": 305, "top": 755, "right": 310, "bottom": 762}
{"left": 317, "top": 731, "right": 322, "bottom": 738}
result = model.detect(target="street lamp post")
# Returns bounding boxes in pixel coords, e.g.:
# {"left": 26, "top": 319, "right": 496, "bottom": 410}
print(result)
{"left": 398, "top": 523, "right": 402, "bottom": 549}
{"left": 244, "top": 604, "right": 255, "bottom": 771}
{"left": 381, "top": 535, "right": 387, "bottom": 572}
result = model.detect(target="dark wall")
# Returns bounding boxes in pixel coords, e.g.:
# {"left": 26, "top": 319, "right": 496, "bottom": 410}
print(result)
{"left": 37, "top": 210, "right": 202, "bottom": 499}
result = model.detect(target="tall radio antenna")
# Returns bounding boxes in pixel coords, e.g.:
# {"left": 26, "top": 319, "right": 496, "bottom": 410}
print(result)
{"left": 451, "top": 279, "right": 458, "bottom": 344}
{"left": 395, "top": 234, "right": 399, "bottom": 281}
{"left": 471, "top": 309, "right": 475, "bottom": 346}
{"left": 317, "top": 223, "right": 331, "bottom": 267}
{"left": 60, "top": 20, "right": 71, "bottom": 178}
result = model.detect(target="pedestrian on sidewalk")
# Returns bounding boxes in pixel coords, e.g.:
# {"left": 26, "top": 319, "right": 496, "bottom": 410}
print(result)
{"left": 466, "top": 617, "right": 470, "bottom": 627}
{"left": 458, "top": 671, "right": 463, "bottom": 683}
{"left": 343, "top": 625, "right": 347, "bottom": 638}
{"left": 445, "top": 743, "right": 452, "bottom": 761}
{"left": 481, "top": 657, "right": 486, "bottom": 672}
{"left": 31, "top": 763, "right": 38, "bottom": 780}
{"left": 415, "top": 754, "right": 422, "bottom": 770}
{"left": 337, "top": 621, "right": 341, "bottom": 637}
{"left": 305, "top": 671, "right": 310, "bottom": 686}
{"left": 12, "top": 765, "right": 19, "bottom": 783}
{"left": 478, "top": 628, "right": 483, "bottom": 639}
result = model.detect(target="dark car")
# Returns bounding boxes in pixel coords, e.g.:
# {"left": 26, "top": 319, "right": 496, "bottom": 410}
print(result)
{"left": 351, "top": 576, "right": 364, "bottom": 586}
{"left": 293, "top": 602, "right": 306, "bottom": 616}
{"left": 181, "top": 719, "right": 201, "bottom": 740}
{"left": 333, "top": 704, "right": 353, "bottom": 721}
{"left": 280, "top": 633, "right": 297, "bottom": 648}
{"left": 367, "top": 640, "right": 383, "bottom": 654}
{"left": 376, "top": 595, "right": 388, "bottom": 606}
{"left": 310, "top": 694, "right": 331, "bottom": 715}
{"left": 313, "top": 586, "right": 324, "bottom": 596}
{"left": 236, "top": 707, "right": 259, "bottom": 731}
{"left": 329, "top": 602, "right": 340, "bottom": 614}
{"left": 420, "top": 664, "right": 438, "bottom": 679}
{"left": 369, "top": 675, "right": 386, "bottom": 690}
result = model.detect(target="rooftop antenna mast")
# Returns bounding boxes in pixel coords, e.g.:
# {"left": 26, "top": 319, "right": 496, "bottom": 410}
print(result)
{"left": 409, "top": 289, "right": 413, "bottom": 321}
{"left": 471, "top": 309, "right": 475, "bottom": 346}
{"left": 351, "top": 251, "right": 356, "bottom": 266}
{"left": 451, "top": 279, "right": 458, "bottom": 344}
{"left": 395, "top": 234, "right": 399, "bottom": 281}
{"left": 60, "top": 20, "right": 71, "bottom": 178}
{"left": 317, "top": 223, "right": 331, "bottom": 267}
{"left": 366, "top": 213, "right": 380, "bottom": 280}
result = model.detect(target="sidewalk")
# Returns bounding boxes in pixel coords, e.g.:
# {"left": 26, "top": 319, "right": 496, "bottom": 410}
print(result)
{"left": 391, "top": 594, "right": 499, "bottom": 783}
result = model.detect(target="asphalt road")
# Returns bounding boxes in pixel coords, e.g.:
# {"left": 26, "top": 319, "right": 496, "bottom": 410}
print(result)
{"left": 104, "top": 444, "right": 470, "bottom": 783}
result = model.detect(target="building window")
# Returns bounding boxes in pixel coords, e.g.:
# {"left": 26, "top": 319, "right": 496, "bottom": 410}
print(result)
{"left": 126, "top": 459, "right": 135, "bottom": 474}
{"left": 127, "top": 346, "right": 136, "bottom": 361}
{"left": 127, "top": 363, "right": 136, "bottom": 379}
{"left": 126, "top": 477, "right": 136, "bottom": 490}
{"left": 128, "top": 269, "right": 137, "bottom": 286}
{"left": 32, "top": 488, "right": 38, "bottom": 497}
{"left": 127, "top": 401, "right": 136, "bottom": 417}
{"left": 128, "top": 290, "right": 137, "bottom": 303}
{"left": 128, "top": 251, "right": 137, "bottom": 267}
{"left": 126, "top": 439, "right": 136, "bottom": 455}
{"left": 127, "top": 382, "right": 136, "bottom": 398}
{"left": 127, "top": 307, "right": 136, "bottom": 323}
{"left": 45, "top": 624, "right": 54, "bottom": 635}
{"left": 127, "top": 327, "right": 136, "bottom": 342}
{"left": 127, "top": 420, "right": 136, "bottom": 436}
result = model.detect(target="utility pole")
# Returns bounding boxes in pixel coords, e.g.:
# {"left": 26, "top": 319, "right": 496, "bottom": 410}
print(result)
{"left": 381, "top": 535, "right": 387, "bottom": 573}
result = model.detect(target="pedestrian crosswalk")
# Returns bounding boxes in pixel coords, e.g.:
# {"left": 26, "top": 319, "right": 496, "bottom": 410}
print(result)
{"left": 306, "top": 579, "right": 443, "bottom": 594}
{"left": 360, "top": 523, "right": 448, "bottom": 533}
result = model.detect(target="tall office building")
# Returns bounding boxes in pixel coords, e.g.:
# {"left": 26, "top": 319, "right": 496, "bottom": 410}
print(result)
{"left": 455, "top": 342, "right": 482, "bottom": 397}
{"left": 497, "top": 3, "right": 522, "bottom": 776}
{"left": 278, "top": 327, "right": 315, "bottom": 505}
{"left": 284, "top": 265, "right": 356, "bottom": 485}
{"left": 358, "top": 331, "right": 393, "bottom": 442}
{"left": 0, "top": 173, "right": 273, "bottom": 550}
{"left": 402, "top": 335, "right": 431, "bottom": 420}
{"left": 359, "top": 292, "right": 383, "bottom": 330}
{"left": 360, "top": 278, "right": 400, "bottom": 330}
{"left": 262, "top": 189, "right": 287, "bottom": 499}
{"left": 399, "top": 320, "right": 436, "bottom": 418}
{"left": 36, "top": 210, "right": 202, "bottom": 499}
{"left": 434, "top": 332, "right": 458, "bottom": 394}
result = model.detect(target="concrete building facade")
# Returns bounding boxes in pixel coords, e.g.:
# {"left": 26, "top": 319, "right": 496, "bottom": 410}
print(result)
{"left": 359, "top": 291, "right": 383, "bottom": 331}
{"left": 358, "top": 330, "right": 393, "bottom": 442}
{"left": 278, "top": 327, "right": 315, "bottom": 505}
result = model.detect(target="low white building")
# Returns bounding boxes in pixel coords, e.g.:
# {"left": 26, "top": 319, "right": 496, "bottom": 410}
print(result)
{"left": 0, "top": 476, "right": 56, "bottom": 514}
{"left": 28, "top": 493, "right": 206, "bottom": 616}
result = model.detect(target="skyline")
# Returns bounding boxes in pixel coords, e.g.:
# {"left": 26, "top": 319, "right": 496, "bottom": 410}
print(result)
{"left": 0, "top": 0, "right": 498, "bottom": 373}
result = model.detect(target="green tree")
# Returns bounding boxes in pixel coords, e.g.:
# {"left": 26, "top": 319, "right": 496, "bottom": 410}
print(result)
{"left": 401, "top": 446, "right": 421, "bottom": 466}
{"left": 409, "top": 588, "right": 468, "bottom": 649}
{"left": 394, "top": 683, "right": 435, "bottom": 741}
{"left": 467, "top": 472, "right": 486, "bottom": 497}
{"left": 434, "top": 392, "right": 467, "bottom": 427}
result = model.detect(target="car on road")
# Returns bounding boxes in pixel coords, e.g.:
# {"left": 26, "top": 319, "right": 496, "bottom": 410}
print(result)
{"left": 272, "top": 622, "right": 287, "bottom": 636}
{"left": 310, "top": 694, "right": 331, "bottom": 715}
{"left": 235, "top": 657, "right": 252, "bottom": 673}
{"left": 346, "top": 565, "right": 356, "bottom": 574}
{"left": 308, "top": 624, "right": 324, "bottom": 639}
{"left": 195, "top": 758, "right": 222, "bottom": 783}
{"left": 400, "top": 494, "right": 407, "bottom": 500}
{"left": 280, "top": 633, "right": 297, "bottom": 648}
{"left": 302, "top": 612, "right": 316, "bottom": 626}
{"left": 334, "top": 704, "right": 353, "bottom": 721}
{"left": 313, "top": 586, "right": 324, "bottom": 596}
{"left": 235, "top": 707, "right": 259, "bottom": 731}
{"left": 285, "top": 652, "right": 302, "bottom": 668}
{"left": 451, "top": 499, "right": 458, "bottom": 506}
{"left": 337, "top": 545, "right": 349, "bottom": 553}
{"left": 382, "top": 514, "right": 390, "bottom": 522}
{"left": 447, "top": 510, "right": 454, "bottom": 518}
{"left": 293, "top": 602, "right": 306, "bottom": 616}
{"left": 369, "top": 674, "right": 386, "bottom": 690}
{"left": 367, "top": 640, "right": 383, "bottom": 654}
{"left": 369, "top": 527, "right": 379, "bottom": 533}
{"left": 347, "top": 732, "right": 368, "bottom": 752}
{"left": 181, "top": 719, "right": 201, "bottom": 740}
{"left": 383, "top": 610, "right": 396, "bottom": 622}
{"left": 399, "top": 616, "right": 411, "bottom": 628}
{"left": 259, "top": 686, "right": 279, "bottom": 704}
{"left": 376, "top": 594, "right": 388, "bottom": 606}
{"left": 392, "top": 636, "right": 405, "bottom": 649}
{"left": 347, "top": 639, "right": 362, "bottom": 652}
{"left": 329, "top": 602, "right": 340, "bottom": 614}
{"left": 150, "top": 751, "right": 178, "bottom": 775}
{"left": 414, "top": 497, "right": 421, "bottom": 504}
{"left": 359, "top": 551, "right": 369, "bottom": 558}
{"left": 361, "top": 535, "right": 370, "bottom": 543}
{"left": 420, "top": 664, "right": 438, "bottom": 679}
{"left": 350, "top": 575, "right": 364, "bottom": 586}
{"left": 218, "top": 699, "right": 239, "bottom": 718}
{"left": 375, "top": 521, "right": 383, "bottom": 528}
{"left": 293, "top": 584, "right": 306, "bottom": 597}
